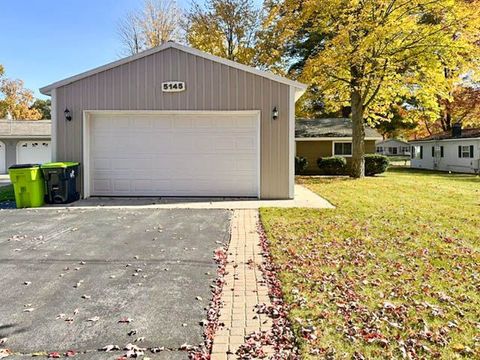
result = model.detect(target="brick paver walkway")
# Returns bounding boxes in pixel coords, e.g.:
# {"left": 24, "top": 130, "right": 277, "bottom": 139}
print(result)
{"left": 211, "top": 209, "right": 273, "bottom": 360}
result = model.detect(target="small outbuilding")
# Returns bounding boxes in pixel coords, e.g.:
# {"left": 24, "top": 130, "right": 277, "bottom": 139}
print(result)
{"left": 376, "top": 138, "right": 410, "bottom": 156}
{"left": 0, "top": 119, "right": 52, "bottom": 174}
{"left": 40, "top": 42, "right": 307, "bottom": 199}
{"left": 295, "top": 118, "right": 382, "bottom": 174}
{"left": 409, "top": 125, "right": 480, "bottom": 174}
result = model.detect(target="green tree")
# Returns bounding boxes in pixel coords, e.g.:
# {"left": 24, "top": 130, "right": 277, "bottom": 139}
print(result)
{"left": 261, "top": 0, "right": 480, "bottom": 177}
{"left": 185, "top": 0, "right": 260, "bottom": 65}
{"left": 30, "top": 99, "right": 51, "bottom": 120}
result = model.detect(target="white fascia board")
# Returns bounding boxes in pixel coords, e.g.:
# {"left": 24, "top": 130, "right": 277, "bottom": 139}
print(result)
{"left": 296, "top": 137, "right": 383, "bottom": 141}
{"left": 40, "top": 42, "right": 307, "bottom": 95}
{"left": 409, "top": 137, "right": 480, "bottom": 144}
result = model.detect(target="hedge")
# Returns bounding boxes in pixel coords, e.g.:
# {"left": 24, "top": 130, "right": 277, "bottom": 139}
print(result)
{"left": 317, "top": 157, "right": 347, "bottom": 175}
{"left": 364, "top": 154, "right": 390, "bottom": 176}
{"left": 295, "top": 156, "right": 309, "bottom": 174}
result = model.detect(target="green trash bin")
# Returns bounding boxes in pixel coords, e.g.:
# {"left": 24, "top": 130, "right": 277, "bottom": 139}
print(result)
{"left": 8, "top": 164, "right": 45, "bottom": 208}
{"left": 41, "top": 162, "right": 80, "bottom": 204}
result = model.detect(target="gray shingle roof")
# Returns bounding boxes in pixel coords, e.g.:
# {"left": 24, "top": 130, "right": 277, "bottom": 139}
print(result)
{"left": 296, "top": 118, "right": 382, "bottom": 139}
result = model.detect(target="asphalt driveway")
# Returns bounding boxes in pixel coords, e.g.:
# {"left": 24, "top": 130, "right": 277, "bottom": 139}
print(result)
{"left": 0, "top": 208, "right": 231, "bottom": 359}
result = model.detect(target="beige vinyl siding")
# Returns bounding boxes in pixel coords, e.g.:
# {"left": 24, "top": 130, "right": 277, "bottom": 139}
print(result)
{"left": 54, "top": 47, "right": 291, "bottom": 199}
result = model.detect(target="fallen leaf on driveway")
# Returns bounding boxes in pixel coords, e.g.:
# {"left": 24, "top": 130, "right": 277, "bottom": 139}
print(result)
{"left": 133, "top": 337, "right": 145, "bottom": 342}
{"left": 127, "top": 329, "right": 137, "bottom": 336}
{"left": 87, "top": 316, "right": 100, "bottom": 322}
{"left": 119, "top": 317, "right": 133, "bottom": 323}
{"left": 24, "top": 281, "right": 31, "bottom": 286}
{"left": 23, "top": 308, "right": 35, "bottom": 312}
{"left": 101, "top": 345, "right": 120, "bottom": 352}
{"left": 81, "top": 295, "right": 91, "bottom": 299}
{"left": 65, "top": 350, "right": 77, "bottom": 357}
{"left": 48, "top": 352, "right": 61, "bottom": 358}
{"left": 150, "top": 347, "right": 164, "bottom": 353}
{"left": 56, "top": 313, "right": 66, "bottom": 319}
{"left": 0, "top": 338, "right": 7, "bottom": 345}
{"left": 0, "top": 349, "right": 12, "bottom": 359}
{"left": 195, "top": 296, "right": 203, "bottom": 301}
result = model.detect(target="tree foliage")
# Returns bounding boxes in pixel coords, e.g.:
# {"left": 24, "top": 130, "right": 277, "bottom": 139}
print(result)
{"left": 0, "top": 77, "right": 41, "bottom": 120}
{"left": 261, "top": 0, "right": 480, "bottom": 177}
{"left": 118, "top": 0, "right": 182, "bottom": 55}
{"left": 185, "top": 0, "right": 260, "bottom": 65}
{"left": 30, "top": 99, "right": 51, "bottom": 120}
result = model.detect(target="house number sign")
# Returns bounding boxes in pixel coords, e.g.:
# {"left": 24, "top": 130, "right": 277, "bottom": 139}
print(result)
{"left": 162, "top": 81, "right": 185, "bottom": 92}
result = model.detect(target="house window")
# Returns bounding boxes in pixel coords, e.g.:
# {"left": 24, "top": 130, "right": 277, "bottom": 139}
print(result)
{"left": 431, "top": 146, "right": 435, "bottom": 157}
{"left": 334, "top": 142, "right": 352, "bottom": 156}
{"left": 391, "top": 147, "right": 398, "bottom": 155}
{"left": 376, "top": 146, "right": 383, "bottom": 153}
{"left": 412, "top": 145, "right": 423, "bottom": 159}
{"left": 459, "top": 145, "right": 474, "bottom": 158}
{"left": 440, "top": 146, "right": 444, "bottom": 158}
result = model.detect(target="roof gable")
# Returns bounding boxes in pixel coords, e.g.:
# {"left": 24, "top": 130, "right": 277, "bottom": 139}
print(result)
{"left": 40, "top": 42, "right": 307, "bottom": 96}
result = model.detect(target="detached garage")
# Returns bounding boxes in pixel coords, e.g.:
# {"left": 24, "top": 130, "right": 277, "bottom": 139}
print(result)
{"left": 40, "top": 42, "right": 306, "bottom": 199}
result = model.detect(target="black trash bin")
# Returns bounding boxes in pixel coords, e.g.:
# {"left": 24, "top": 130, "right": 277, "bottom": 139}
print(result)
{"left": 41, "top": 162, "right": 80, "bottom": 204}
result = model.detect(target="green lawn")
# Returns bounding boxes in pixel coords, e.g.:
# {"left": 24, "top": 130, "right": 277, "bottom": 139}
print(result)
{"left": 260, "top": 168, "right": 480, "bottom": 359}
{"left": 0, "top": 184, "right": 14, "bottom": 203}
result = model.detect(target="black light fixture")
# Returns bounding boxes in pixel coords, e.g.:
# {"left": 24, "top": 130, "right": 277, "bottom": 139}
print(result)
{"left": 64, "top": 108, "right": 72, "bottom": 121}
{"left": 272, "top": 106, "right": 279, "bottom": 120}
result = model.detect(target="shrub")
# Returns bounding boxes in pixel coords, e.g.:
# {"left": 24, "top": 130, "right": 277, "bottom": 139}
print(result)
{"left": 365, "top": 154, "right": 389, "bottom": 176}
{"left": 295, "top": 156, "right": 309, "bottom": 174}
{"left": 317, "top": 157, "right": 347, "bottom": 175}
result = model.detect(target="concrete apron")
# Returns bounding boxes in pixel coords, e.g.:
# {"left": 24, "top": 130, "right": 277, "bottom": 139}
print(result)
{"left": 40, "top": 185, "right": 334, "bottom": 210}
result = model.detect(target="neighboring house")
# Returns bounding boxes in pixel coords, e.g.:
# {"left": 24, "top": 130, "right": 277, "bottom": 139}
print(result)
{"left": 295, "top": 118, "right": 383, "bottom": 174}
{"left": 409, "top": 125, "right": 480, "bottom": 174}
{"left": 376, "top": 138, "right": 410, "bottom": 156}
{"left": 40, "top": 42, "right": 307, "bottom": 199}
{"left": 0, "top": 120, "right": 52, "bottom": 174}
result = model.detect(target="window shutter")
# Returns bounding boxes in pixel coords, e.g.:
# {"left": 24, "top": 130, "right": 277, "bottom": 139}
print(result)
{"left": 470, "top": 145, "right": 474, "bottom": 158}
{"left": 420, "top": 146, "right": 423, "bottom": 159}
{"left": 458, "top": 145, "right": 462, "bottom": 158}
{"left": 431, "top": 146, "right": 435, "bottom": 157}
{"left": 411, "top": 146, "right": 415, "bottom": 159}
{"left": 440, "top": 146, "right": 444, "bottom": 158}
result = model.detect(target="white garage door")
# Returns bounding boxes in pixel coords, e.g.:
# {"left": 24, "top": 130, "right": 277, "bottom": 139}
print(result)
{"left": 87, "top": 112, "right": 259, "bottom": 197}
{"left": 0, "top": 141, "right": 5, "bottom": 174}
{"left": 17, "top": 141, "right": 51, "bottom": 165}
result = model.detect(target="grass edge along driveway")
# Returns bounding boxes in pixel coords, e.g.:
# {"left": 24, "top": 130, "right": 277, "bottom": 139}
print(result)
{"left": 260, "top": 168, "right": 480, "bottom": 359}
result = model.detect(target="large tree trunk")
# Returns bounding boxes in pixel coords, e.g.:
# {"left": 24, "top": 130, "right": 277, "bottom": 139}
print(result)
{"left": 351, "top": 89, "right": 365, "bottom": 178}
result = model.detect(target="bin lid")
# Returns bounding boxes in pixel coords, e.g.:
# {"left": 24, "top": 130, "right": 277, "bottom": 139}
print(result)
{"left": 41, "top": 162, "right": 80, "bottom": 169}
{"left": 9, "top": 164, "right": 40, "bottom": 169}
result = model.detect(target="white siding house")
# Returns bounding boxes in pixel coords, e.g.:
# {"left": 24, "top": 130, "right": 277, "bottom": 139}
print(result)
{"left": 409, "top": 127, "right": 480, "bottom": 174}
{"left": 376, "top": 139, "right": 410, "bottom": 156}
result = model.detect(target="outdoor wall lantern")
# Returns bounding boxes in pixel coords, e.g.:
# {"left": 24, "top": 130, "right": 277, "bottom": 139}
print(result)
{"left": 64, "top": 108, "right": 72, "bottom": 121}
{"left": 272, "top": 106, "right": 279, "bottom": 120}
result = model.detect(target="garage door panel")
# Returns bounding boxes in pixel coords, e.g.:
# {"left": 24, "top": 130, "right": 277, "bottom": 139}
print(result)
{"left": 16, "top": 141, "right": 51, "bottom": 165}
{"left": 89, "top": 112, "right": 259, "bottom": 197}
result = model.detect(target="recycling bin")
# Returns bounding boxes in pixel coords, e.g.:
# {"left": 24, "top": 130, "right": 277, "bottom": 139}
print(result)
{"left": 8, "top": 164, "right": 45, "bottom": 208}
{"left": 41, "top": 162, "right": 80, "bottom": 204}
